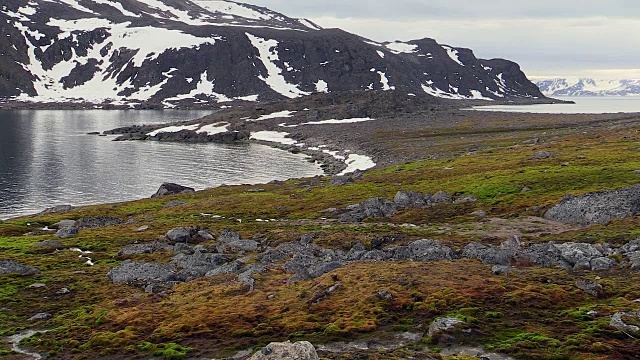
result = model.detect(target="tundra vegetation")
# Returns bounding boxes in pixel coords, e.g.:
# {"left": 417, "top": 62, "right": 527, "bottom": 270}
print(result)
{"left": 1, "top": 116, "right": 640, "bottom": 359}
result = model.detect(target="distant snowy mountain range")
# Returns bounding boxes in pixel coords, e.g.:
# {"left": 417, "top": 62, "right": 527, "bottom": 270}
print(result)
{"left": 534, "top": 78, "right": 640, "bottom": 97}
{"left": 0, "top": 0, "right": 544, "bottom": 107}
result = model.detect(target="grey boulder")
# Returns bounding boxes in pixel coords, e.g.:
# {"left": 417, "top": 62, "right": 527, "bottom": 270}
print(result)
{"left": 427, "top": 317, "right": 465, "bottom": 337}
{"left": 0, "top": 260, "right": 40, "bottom": 276}
{"left": 166, "top": 227, "right": 194, "bottom": 243}
{"left": 394, "top": 191, "right": 427, "bottom": 208}
{"left": 544, "top": 184, "right": 640, "bottom": 225}
{"left": 107, "top": 260, "right": 176, "bottom": 288}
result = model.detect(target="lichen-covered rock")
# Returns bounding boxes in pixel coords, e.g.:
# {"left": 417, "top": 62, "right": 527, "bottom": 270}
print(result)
{"left": 394, "top": 191, "right": 427, "bottom": 208}
{"left": 544, "top": 184, "right": 640, "bottom": 225}
{"left": 116, "top": 242, "right": 173, "bottom": 257}
{"left": 408, "top": 239, "right": 453, "bottom": 261}
{"left": 610, "top": 311, "right": 640, "bottom": 333}
{"left": 166, "top": 227, "right": 194, "bottom": 243}
{"left": 250, "top": 341, "right": 319, "bottom": 360}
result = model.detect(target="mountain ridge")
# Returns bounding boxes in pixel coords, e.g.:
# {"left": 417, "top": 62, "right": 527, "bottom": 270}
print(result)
{"left": 1, "top": 0, "right": 545, "bottom": 108}
{"left": 534, "top": 77, "right": 640, "bottom": 97}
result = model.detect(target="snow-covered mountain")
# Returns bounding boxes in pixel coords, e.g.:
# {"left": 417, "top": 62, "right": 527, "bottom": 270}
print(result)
{"left": 0, "top": 0, "right": 544, "bottom": 107}
{"left": 534, "top": 78, "right": 640, "bottom": 97}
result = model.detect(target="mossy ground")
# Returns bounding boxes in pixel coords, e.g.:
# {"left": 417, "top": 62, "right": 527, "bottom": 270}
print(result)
{"left": 1, "top": 116, "right": 640, "bottom": 359}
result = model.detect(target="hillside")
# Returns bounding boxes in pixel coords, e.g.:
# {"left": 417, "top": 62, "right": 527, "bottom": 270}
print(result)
{"left": 0, "top": 0, "right": 544, "bottom": 108}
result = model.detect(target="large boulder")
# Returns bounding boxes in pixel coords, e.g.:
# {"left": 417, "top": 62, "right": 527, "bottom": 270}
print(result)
{"left": 361, "top": 197, "right": 398, "bottom": 218}
{"left": 408, "top": 239, "right": 453, "bottom": 261}
{"left": 250, "top": 341, "right": 319, "bottom": 360}
{"left": 55, "top": 226, "right": 79, "bottom": 239}
{"left": 544, "top": 184, "right": 640, "bottom": 225}
{"left": 107, "top": 260, "right": 176, "bottom": 288}
{"left": 151, "top": 183, "right": 195, "bottom": 198}
{"left": 427, "top": 317, "right": 466, "bottom": 337}
{"left": 166, "top": 227, "right": 194, "bottom": 243}
{"left": 0, "top": 260, "right": 40, "bottom": 276}
{"left": 462, "top": 242, "right": 511, "bottom": 265}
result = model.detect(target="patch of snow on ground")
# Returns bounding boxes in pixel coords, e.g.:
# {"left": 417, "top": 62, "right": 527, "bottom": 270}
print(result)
{"left": 315, "top": 79, "right": 329, "bottom": 93}
{"left": 162, "top": 71, "right": 232, "bottom": 106}
{"left": 147, "top": 124, "right": 201, "bottom": 136}
{"left": 363, "top": 40, "right": 383, "bottom": 47}
{"left": 197, "top": 122, "right": 229, "bottom": 135}
{"left": 421, "top": 84, "right": 467, "bottom": 100}
{"left": 252, "top": 110, "right": 296, "bottom": 121}
{"left": 286, "top": 117, "right": 374, "bottom": 127}
{"left": 338, "top": 154, "right": 376, "bottom": 175}
{"left": 376, "top": 50, "right": 385, "bottom": 58}
{"left": 469, "top": 90, "right": 493, "bottom": 101}
{"left": 385, "top": 41, "right": 418, "bottom": 54}
{"left": 442, "top": 45, "right": 465, "bottom": 66}
{"left": 250, "top": 131, "right": 297, "bottom": 145}
{"left": 377, "top": 71, "right": 395, "bottom": 91}
{"left": 246, "top": 33, "right": 310, "bottom": 99}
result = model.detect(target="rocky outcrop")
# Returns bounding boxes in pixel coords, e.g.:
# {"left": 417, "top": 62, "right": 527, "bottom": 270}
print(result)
{"left": 0, "top": 260, "right": 40, "bottom": 276}
{"left": 151, "top": 183, "right": 195, "bottom": 198}
{"left": 116, "top": 242, "right": 174, "bottom": 257}
{"left": 544, "top": 184, "right": 640, "bottom": 225}
{"left": 250, "top": 341, "right": 320, "bottom": 360}
{"left": 107, "top": 260, "right": 177, "bottom": 288}
{"left": 610, "top": 311, "right": 640, "bottom": 333}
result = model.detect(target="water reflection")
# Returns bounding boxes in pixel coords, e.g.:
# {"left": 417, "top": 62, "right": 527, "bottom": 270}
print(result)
{"left": 0, "top": 110, "right": 323, "bottom": 219}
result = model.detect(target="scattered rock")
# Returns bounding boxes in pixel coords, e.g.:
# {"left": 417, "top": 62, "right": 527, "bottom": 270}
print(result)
{"left": 151, "top": 183, "right": 195, "bottom": 198}
{"left": 250, "top": 341, "right": 319, "bottom": 360}
{"left": 56, "top": 287, "right": 71, "bottom": 295}
{"left": 28, "top": 283, "right": 47, "bottom": 289}
{"left": 37, "top": 205, "right": 74, "bottom": 216}
{"left": 219, "top": 229, "right": 241, "bottom": 243}
{"left": 463, "top": 243, "right": 511, "bottom": 265}
{"left": 376, "top": 290, "right": 395, "bottom": 300}
{"left": 575, "top": 279, "right": 604, "bottom": 298}
{"left": 470, "top": 210, "right": 487, "bottom": 218}
{"left": 544, "top": 184, "right": 640, "bottom": 225}
{"left": 53, "top": 219, "right": 77, "bottom": 228}
{"left": 28, "top": 313, "right": 52, "bottom": 321}
{"left": 428, "top": 317, "right": 465, "bottom": 337}
{"left": 529, "top": 151, "right": 554, "bottom": 160}
{"left": 0, "top": 260, "right": 40, "bottom": 276}
{"left": 196, "top": 230, "right": 215, "bottom": 241}
{"left": 163, "top": 200, "right": 188, "bottom": 208}
{"left": 310, "top": 283, "right": 341, "bottom": 304}
{"left": 454, "top": 195, "right": 479, "bottom": 204}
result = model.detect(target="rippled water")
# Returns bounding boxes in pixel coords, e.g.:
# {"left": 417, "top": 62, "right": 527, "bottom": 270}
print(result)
{"left": 0, "top": 110, "right": 323, "bottom": 219}
{"left": 471, "top": 96, "right": 640, "bottom": 114}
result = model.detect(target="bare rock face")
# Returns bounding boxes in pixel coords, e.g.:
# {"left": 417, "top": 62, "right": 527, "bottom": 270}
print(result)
{"left": 250, "top": 341, "right": 319, "bottom": 360}
{"left": 151, "top": 183, "right": 195, "bottom": 198}
{"left": 544, "top": 184, "right": 640, "bottom": 225}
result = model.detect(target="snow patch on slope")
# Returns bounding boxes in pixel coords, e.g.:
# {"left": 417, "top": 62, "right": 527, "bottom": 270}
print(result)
{"left": 251, "top": 131, "right": 298, "bottom": 145}
{"left": 147, "top": 124, "right": 201, "bottom": 136}
{"left": 246, "top": 33, "right": 310, "bottom": 99}
{"left": 385, "top": 41, "right": 418, "bottom": 54}
{"left": 442, "top": 45, "right": 464, "bottom": 66}
{"left": 338, "top": 154, "right": 376, "bottom": 175}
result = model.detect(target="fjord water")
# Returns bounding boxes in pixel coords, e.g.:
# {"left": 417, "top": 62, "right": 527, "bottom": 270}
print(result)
{"left": 472, "top": 96, "right": 640, "bottom": 113}
{"left": 0, "top": 110, "right": 323, "bottom": 219}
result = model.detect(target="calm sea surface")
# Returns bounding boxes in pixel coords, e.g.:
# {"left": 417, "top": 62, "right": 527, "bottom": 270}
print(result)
{"left": 0, "top": 110, "right": 322, "bottom": 219}
{"left": 471, "top": 96, "right": 640, "bottom": 114}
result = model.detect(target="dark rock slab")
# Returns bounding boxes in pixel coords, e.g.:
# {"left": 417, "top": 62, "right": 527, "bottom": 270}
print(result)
{"left": 151, "top": 183, "right": 195, "bottom": 198}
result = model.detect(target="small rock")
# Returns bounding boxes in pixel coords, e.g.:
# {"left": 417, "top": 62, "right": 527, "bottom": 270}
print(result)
{"left": 430, "top": 191, "right": 453, "bottom": 204}
{"left": 575, "top": 279, "right": 604, "bottom": 298}
{"left": 55, "top": 227, "right": 79, "bottom": 239}
{"left": 28, "top": 283, "right": 47, "bottom": 289}
{"left": 428, "top": 317, "right": 465, "bottom": 337}
{"left": 330, "top": 175, "right": 354, "bottom": 186}
{"left": 135, "top": 225, "right": 149, "bottom": 232}
{"left": 492, "top": 265, "right": 519, "bottom": 276}
{"left": 587, "top": 310, "right": 599, "bottom": 317}
{"left": 29, "top": 313, "right": 52, "bottom": 321}
{"left": 57, "top": 288, "right": 71, "bottom": 295}
{"left": 529, "top": 151, "right": 555, "bottom": 160}
{"left": 151, "top": 183, "right": 195, "bottom": 198}
{"left": 376, "top": 290, "right": 395, "bottom": 300}
{"left": 470, "top": 210, "right": 486, "bottom": 218}
{"left": 163, "top": 200, "right": 188, "bottom": 208}
{"left": 454, "top": 195, "right": 478, "bottom": 204}
{"left": 33, "top": 240, "right": 64, "bottom": 248}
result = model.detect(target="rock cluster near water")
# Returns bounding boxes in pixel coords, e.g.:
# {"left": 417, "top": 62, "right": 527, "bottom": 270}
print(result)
{"left": 544, "top": 184, "right": 640, "bottom": 225}
{"left": 151, "top": 183, "right": 195, "bottom": 198}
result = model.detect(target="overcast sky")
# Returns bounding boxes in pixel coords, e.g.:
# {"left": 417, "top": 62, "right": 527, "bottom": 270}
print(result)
{"left": 246, "top": 0, "right": 640, "bottom": 79}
